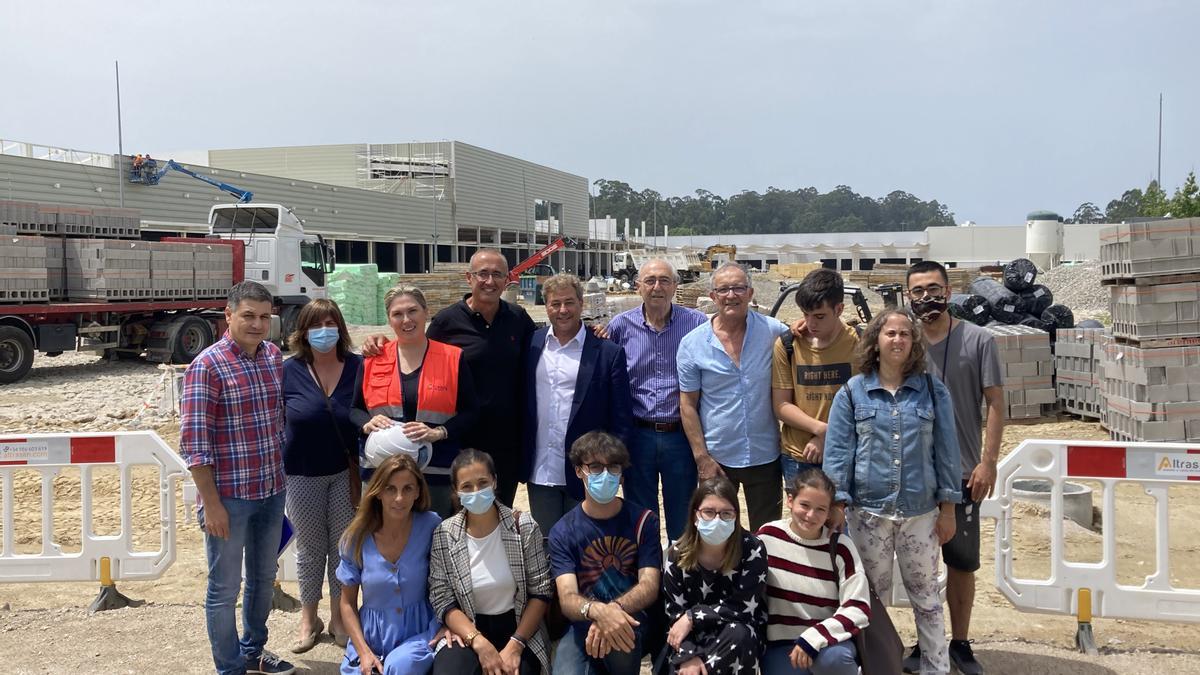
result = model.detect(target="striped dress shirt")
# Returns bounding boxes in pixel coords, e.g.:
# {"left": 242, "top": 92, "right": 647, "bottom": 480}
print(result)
{"left": 180, "top": 333, "right": 286, "bottom": 501}
{"left": 605, "top": 303, "right": 707, "bottom": 422}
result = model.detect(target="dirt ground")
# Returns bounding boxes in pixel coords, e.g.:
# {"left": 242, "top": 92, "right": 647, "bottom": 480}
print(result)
{"left": 3, "top": 342, "right": 1200, "bottom": 673}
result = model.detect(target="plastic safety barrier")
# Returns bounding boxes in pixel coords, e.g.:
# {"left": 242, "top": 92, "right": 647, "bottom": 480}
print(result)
{"left": 0, "top": 431, "right": 189, "bottom": 589}
{"left": 980, "top": 438, "right": 1200, "bottom": 651}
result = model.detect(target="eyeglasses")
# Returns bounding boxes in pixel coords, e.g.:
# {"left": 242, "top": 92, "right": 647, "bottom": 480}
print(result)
{"left": 641, "top": 277, "right": 675, "bottom": 287}
{"left": 582, "top": 462, "right": 623, "bottom": 476}
{"left": 696, "top": 508, "right": 737, "bottom": 522}
{"left": 713, "top": 285, "right": 749, "bottom": 296}
{"left": 907, "top": 284, "right": 945, "bottom": 299}
{"left": 470, "top": 270, "right": 507, "bottom": 282}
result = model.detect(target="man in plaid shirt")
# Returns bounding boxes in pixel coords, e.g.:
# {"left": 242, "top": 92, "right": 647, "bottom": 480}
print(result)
{"left": 181, "top": 281, "right": 294, "bottom": 675}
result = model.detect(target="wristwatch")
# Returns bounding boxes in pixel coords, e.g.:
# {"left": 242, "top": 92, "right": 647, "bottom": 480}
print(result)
{"left": 465, "top": 630, "right": 480, "bottom": 646}
{"left": 580, "top": 600, "right": 593, "bottom": 620}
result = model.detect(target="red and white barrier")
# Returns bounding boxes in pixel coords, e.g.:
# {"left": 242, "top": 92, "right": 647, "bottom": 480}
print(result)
{"left": 980, "top": 439, "right": 1200, "bottom": 624}
{"left": 0, "top": 431, "right": 190, "bottom": 584}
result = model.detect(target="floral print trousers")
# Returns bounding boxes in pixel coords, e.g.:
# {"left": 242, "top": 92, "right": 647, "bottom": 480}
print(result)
{"left": 848, "top": 508, "right": 949, "bottom": 675}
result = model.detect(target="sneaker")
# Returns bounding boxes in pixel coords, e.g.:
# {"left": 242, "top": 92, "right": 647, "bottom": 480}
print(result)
{"left": 902, "top": 643, "right": 921, "bottom": 674}
{"left": 949, "top": 639, "right": 984, "bottom": 675}
{"left": 247, "top": 650, "right": 296, "bottom": 675}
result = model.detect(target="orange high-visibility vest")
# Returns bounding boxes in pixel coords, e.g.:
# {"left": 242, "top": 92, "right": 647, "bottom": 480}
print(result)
{"left": 362, "top": 339, "right": 461, "bottom": 426}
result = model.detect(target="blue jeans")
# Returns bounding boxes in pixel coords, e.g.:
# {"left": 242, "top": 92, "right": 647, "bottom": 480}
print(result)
{"left": 623, "top": 427, "right": 697, "bottom": 541}
{"left": 553, "top": 623, "right": 644, "bottom": 675}
{"left": 199, "top": 492, "right": 286, "bottom": 675}
{"left": 762, "top": 640, "right": 858, "bottom": 675}
{"left": 781, "top": 455, "right": 822, "bottom": 488}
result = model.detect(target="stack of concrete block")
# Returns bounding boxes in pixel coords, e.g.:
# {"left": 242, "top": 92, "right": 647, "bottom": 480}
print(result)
{"left": 0, "top": 236, "right": 50, "bottom": 302}
{"left": 1101, "top": 218, "right": 1200, "bottom": 344}
{"left": 45, "top": 238, "right": 65, "bottom": 300}
{"left": 986, "top": 324, "right": 1057, "bottom": 420}
{"left": 1102, "top": 338, "right": 1200, "bottom": 442}
{"left": 1055, "top": 327, "right": 1105, "bottom": 419}
{"left": 56, "top": 206, "right": 94, "bottom": 236}
{"left": 64, "top": 239, "right": 152, "bottom": 300}
{"left": 1108, "top": 281, "right": 1200, "bottom": 342}
{"left": 0, "top": 200, "right": 38, "bottom": 235}
{"left": 92, "top": 207, "right": 141, "bottom": 238}
{"left": 582, "top": 292, "right": 607, "bottom": 319}
{"left": 1100, "top": 218, "right": 1200, "bottom": 279}
{"left": 192, "top": 244, "right": 234, "bottom": 299}
{"left": 150, "top": 242, "right": 197, "bottom": 299}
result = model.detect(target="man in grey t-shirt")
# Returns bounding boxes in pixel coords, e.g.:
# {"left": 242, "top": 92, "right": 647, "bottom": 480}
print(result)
{"left": 902, "top": 261, "right": 1005, "bottom": 675}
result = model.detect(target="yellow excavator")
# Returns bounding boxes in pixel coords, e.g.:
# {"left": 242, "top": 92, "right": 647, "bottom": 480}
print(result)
{"left": 702, "top": 244, "right": 737, "bottom": 269}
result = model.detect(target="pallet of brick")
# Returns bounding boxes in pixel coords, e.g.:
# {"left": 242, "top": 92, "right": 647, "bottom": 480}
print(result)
{"left": 0, "top": 236, "right": 50, "bottom": 302}
{"left": 328, "top": 264, "right": 379, "bottom": 325}
{"left": 56, "top": 206, "right": 94, "bottom": 236}
{"left": 45, "top": 238, "right": 65, "bottom": 300}
{"left": 149, "top": 242, "right": 197, "bottom": 300}
{"left": 1108, "top": 281, "right": 1200, "bottom": 343}
{"left": 192, "top": 244, "right": 234, "bottom": 299}
{"left": 986, "top": 324, "right": 1057, "bottom": 420}
{"left": 93, "top": 207, "right": 141, "bottom": 238}
{"left": 1099, "top": 218, "right": 1200, "bottom": 280}
{"left": 1055, "top": 327, "right": 1104, "bottom": 419}
{"left": 1101, "top": 338, "right": 1200, "bottom": 442}
{"left": 64, "top": 239, "right": 152, "bottom": 300}
{"left": 675, "top": 282, "right": 706, "bottom": 308}
{"left": 771, "top": 262, "right": 823, "bottom": 279}
{"left": 388, "top": 271, "right": 468, "bottom": 318}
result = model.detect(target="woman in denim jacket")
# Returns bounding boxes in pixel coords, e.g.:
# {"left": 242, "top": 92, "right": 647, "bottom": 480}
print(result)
{"left": 823, "top": 308, "right": 962, "bottom": 675}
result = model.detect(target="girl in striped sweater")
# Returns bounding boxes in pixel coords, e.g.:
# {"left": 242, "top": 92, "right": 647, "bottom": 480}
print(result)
{"left": 757, "top": 469, "right": 870, "bottom": 675}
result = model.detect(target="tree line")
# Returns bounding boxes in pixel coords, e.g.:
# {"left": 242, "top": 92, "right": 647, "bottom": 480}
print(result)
{"left": 590, "top": 179, "right": 956, "bottom": 237}
{"left": 1070, "top": 170, "right": 1200, "bottom": 223}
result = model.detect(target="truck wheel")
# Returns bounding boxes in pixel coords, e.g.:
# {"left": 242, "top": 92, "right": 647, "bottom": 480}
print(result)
{"left": 0, "top": 326, "right": 35, "bottom": 384}
{"left": 171, "top": 316, "right": 214, "bottom": 364}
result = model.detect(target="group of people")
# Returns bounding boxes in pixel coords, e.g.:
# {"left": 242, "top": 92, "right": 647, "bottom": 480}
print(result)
{"left": 180, "top": 248, "right": 1004, "bottom": 675}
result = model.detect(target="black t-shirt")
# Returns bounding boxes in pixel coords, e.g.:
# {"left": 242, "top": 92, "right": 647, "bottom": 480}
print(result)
{"left": 427, "top": 295, "right": 536, "bottom": 453}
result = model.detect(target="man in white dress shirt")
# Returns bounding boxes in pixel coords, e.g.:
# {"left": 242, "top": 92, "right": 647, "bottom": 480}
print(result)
{"left": 520, "top": 274, "right": 633, "bottom": 536}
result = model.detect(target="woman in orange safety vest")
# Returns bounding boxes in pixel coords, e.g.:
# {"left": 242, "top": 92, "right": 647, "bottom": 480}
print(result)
{"left": 351, "top": 285, "right": 478, "bottom": 517}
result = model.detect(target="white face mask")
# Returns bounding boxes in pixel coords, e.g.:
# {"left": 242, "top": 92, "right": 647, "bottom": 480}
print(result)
{"left": 695, "top": 517, "right": 736, "bottom": 546}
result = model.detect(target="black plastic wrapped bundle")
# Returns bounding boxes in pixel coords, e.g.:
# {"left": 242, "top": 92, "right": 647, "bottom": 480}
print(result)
{"left": 949, "top": 294, "right": 991, "bottom": 326}
{"left": 968, "top": 276, "right": 1024, "bottom": 324}
{"left": 1003, "top": 258, "right": 1039, "bottom": 292}
{"left": 1019, "top": 284, "right": 1054, "bottom": 316}
{"left": 1017, "top": 314, "right": 1054, "bottom": 332}
{"left": 1076, "top": 319, "right": 1104, "bottom": 329}
{"left": 1041, "top": 304, "right": 1075, "bottom": 330}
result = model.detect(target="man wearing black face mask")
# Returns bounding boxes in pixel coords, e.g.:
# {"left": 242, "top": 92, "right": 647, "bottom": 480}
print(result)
{"left": 901, "top": 261, "right": 1004, "bottom": 675}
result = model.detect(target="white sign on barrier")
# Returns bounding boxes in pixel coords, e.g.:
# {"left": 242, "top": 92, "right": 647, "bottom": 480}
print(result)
{"left": 0, "top": 431, "right": 190, "bottom": 584}
{"left": 980, "top": 438, "right": 1200, "bottom": 623}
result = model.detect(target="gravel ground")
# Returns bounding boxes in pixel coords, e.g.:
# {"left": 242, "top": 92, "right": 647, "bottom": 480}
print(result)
{"left": 1039, "top": 261, "right": 1110, "bottom": 323}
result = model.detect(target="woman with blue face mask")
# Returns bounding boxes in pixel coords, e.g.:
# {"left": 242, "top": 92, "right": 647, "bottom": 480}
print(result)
{"left": 282, "top": 298, "right": 364, "bottom": 652}
{"left": 427, "top": 449, "right": 552, "bottom": 674}
{"left": 663, "top": 476, "right": 768, "bottom": 675}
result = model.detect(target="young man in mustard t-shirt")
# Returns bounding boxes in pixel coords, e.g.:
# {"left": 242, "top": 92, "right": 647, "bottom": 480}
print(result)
{"left": 771, "top": 268, "right": 860, "bottom": 484}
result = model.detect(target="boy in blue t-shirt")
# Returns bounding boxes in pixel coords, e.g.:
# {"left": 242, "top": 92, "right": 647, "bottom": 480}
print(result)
{"left": 549, "top": 431, "right": 662, "bottom": 675}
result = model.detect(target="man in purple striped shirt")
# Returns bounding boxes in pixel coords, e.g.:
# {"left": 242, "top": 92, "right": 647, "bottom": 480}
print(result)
{"left": 604, "top": 259, "right": 707, "bottom": 541}
{"left": 181, "top": 281, "right": 294, "bottom": 675}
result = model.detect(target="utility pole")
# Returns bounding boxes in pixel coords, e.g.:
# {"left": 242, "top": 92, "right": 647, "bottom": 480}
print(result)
{"left": 115, "top": 61, "right": 125, "bottom": 208}
{"left": 1157, "top": 93, "right": 1163, "bottom": 188}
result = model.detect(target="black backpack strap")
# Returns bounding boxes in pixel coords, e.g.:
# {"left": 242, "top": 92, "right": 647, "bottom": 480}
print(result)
{"left": 782, "top": 331, "right": 795, "bottom": 362}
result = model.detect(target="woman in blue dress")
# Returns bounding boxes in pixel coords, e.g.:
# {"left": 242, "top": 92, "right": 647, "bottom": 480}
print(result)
{"left": 338, "top": 453, "right": 443, "bottom": 674}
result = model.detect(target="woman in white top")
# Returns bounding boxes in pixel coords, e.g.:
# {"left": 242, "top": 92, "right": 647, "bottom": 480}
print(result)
{"left": 428, "top": 449, "right": 552, "bottom": 674}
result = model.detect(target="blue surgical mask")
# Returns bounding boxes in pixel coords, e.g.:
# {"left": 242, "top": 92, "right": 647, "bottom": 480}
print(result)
{"left": 695, "top": 517, "right": 736, "bottom": 546}
{"left": 458, "top": 486, "right": 496, "bottom": 515}
{"left": 307, "top": 327, "right": 339, "bottom": 353}
{"left": 585, "top": 471, "right": 621, "bottom": 504}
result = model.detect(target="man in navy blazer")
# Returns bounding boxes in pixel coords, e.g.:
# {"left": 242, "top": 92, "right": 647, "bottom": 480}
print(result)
{"left": 522, "top": 274, "right": 633, "bottom": 536}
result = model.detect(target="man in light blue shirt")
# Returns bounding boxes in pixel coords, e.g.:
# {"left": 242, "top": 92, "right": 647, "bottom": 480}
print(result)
{"left": 678, "top": 263, "right": 790, "bottom": 530}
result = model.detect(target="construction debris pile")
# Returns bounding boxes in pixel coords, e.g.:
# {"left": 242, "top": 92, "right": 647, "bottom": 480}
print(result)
{"left": 1039, "top": 261, "right": 1107, "bottom": 317}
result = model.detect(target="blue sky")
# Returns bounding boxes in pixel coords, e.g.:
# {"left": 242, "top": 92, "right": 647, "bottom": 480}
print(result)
{"left": 2, "top": 0, "right": 1195, "bottom": 223}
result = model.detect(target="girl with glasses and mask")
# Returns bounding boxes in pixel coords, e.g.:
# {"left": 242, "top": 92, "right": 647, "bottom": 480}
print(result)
{"left": 428, "top": 449, "right": 552, "bottom": 674}
{"left": 756, "top": 469, "right": 870, "bottom": 675}
{"left": 663, "top": 476, "right": 768, "bottom": 675}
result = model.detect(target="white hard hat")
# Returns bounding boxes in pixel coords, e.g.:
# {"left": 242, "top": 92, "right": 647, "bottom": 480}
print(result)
{"left": 363, "top": 425, "right": 432, "bottom": 470}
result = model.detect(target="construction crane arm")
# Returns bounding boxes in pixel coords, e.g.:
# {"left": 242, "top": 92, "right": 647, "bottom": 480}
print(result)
{"left": 508, "top": 237, "right": 579, "bottom": 282}
{"left": 151, "top": 160, "right": 254, "bottom": 203}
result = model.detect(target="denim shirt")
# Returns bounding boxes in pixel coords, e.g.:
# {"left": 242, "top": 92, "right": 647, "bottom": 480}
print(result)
{"left": 823, "top": 371, "right": 962, "bottom": 518}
